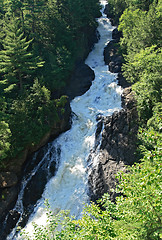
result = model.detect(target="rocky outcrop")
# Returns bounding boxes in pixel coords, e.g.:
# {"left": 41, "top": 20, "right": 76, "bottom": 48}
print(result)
{"left": 104, "top": 4, "right": 116, "bottom": 26}
{"left": 0, "top": 188, "right": 19, "bottom": 239}
{"left": 89, "top": 11, "right": 137, "bottom": 203}
{"left": 0, "top": 99, "right": 71, "bottom": 239}
{"left": 0, "top": 23, "right": 99, "bottom": 240}
{"left": 0, "top": 172, "right": 18, "bottom": 188}
{"left": 104, "top": 28, "right": 131, "bottom": 88}
{"left": 65, "top": 62, "right": 95, "bottom": 100}
{"left": 100, "top": 88, "right": 138, "bottom": 165}
{"left": 88, "top": 87, "right": 138, "bottom": 203}
{"left": 112, "top": 28, "right": 122, "bottom": 41}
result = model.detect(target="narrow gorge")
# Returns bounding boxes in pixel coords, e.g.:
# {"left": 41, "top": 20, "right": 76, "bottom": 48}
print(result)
{"left": 1, "top": 1, "right": 138, "bottom": 239}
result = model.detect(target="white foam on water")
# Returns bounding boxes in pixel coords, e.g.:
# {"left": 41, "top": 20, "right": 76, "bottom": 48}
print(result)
{"left": 8, "top": 1, "right": 123, "bottom": 238}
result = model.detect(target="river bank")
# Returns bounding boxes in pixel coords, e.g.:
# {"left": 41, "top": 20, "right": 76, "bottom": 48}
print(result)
{"left": 1, "top": 2, "right": 139, "bottom": 239}
{"left": 0, "top": 22, "right": 99, "bottom": 239}
{"left": 88, "top": 4, "right": 138, "bottom": 203}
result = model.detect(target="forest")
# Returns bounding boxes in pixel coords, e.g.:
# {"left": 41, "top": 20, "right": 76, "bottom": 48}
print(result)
{"left": 0, "top": 0, "right": 100, "bottom": 165}
{"left": 0, "top": 0, "right": 162, "bottom": 239}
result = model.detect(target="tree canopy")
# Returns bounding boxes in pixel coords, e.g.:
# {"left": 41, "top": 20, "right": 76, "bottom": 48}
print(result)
{"left": 0, "top": 0, "right": 101, "bottom": 165}
{"left": 22, "top": 0, "right": 162, "bottom": 239}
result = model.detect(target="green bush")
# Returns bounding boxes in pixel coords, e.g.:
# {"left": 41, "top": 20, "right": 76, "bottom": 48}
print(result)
{"left": 21, "top": 130, "right": 162, "bottom": 239}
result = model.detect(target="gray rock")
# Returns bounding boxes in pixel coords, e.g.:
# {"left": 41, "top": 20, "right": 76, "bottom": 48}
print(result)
{"left": 0, "top": 172, "right": 18, "bottom": 189}
{"left": 88, "top": 87, "right": 138, "bottom": 202}
{"left": 0, "top": 186, "right": 18, "bottom": 230}
{"left": 117, "top": 73, "right": 131, "bottom": 88}
{"left": 104, "top": 41, "right": 124, "bottom": 74}
{"left": 65, "top": 62, "right": 95, "bottom": 100}
{"left": 112, "top": 28, "right": 122, "bottom": 42}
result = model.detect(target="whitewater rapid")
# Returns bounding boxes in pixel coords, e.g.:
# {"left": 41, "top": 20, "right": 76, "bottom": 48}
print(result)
{"left": 8, "top": 0, "right": 122, "bottom": 238}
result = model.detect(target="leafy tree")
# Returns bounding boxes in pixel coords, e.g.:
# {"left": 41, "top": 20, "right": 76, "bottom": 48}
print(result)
{"left": 8, "top": 79, "right": 59, "bottom": 157}
{"left": 118, "top": 2, "right": 162, "bottom": 54}
{"left": 125, "top": 0, "right": 154, "bottom": 11}
{"left": 147, "top": 103, "right": 162, "bottom": 132}
{"left": 107, "top": 0, "right": 127, "bottom": 24}
{"left": 107, "top": 0, "right": 155, "bottom": 25}
{"left": 0, "top": 96, "right": 11, "bottom": 162}
{"left": 118, "top": 8, "right": 145, "bottom": 53}
{"left": 122, "top": 46, "right": 162, "bottom": 122}
{"left": 0, "top": 120, "right": 11, "bottom": 162}
{"left": 122, "top": 46, "right": 161, "bottom": 83}
{"left": 21, "top": 132, "right": 162, "bottom": 239}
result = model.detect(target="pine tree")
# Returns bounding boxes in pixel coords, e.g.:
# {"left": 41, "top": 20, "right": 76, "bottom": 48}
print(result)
{"left": 0, "top": 17, "right": 44, "bottom": 93}
{"left": 22, "top": 0, "right": 47, "bottom": 35}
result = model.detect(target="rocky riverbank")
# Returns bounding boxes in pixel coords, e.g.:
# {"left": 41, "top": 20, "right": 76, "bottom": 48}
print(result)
{"left": 0, "top": 25, "right": 98, "bottom": 239}
{"left": 88, "top": 12, "right": 139, "bottom": 203}
{"left": 88, "top": 86, "right": 139, "bottom": 202}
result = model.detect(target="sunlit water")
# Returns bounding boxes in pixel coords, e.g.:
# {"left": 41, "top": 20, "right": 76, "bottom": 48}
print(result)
{"left": 7, "top": 0, "right": 122, "bottom": 238}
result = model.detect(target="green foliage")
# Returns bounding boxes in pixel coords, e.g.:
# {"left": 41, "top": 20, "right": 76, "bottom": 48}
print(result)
{"left": 107, "top": 0, "right": 156, "bottom": 25}
{"left": 125, "top": 0, "right": 154, "bottom": 11}
{"left": 137, "top": 103, "right": 162, "bottom": 155}
{"left": 118, "top": 8, "right": 145, "bottom": 53}
{"left": 118, "top": 3, "right": 162, "bottom": 54}
{"left": 0, "top": 17, "right": 44, "bottom": 93}
{"left": 122, "top": 46, "right": 162, "bottom": 122}
{"left": 118, "top": 0, "right": 162, "bottom": 122}
{"left": 0, "top": 97, "right": 11, "bottom": 163}
{"left": 8, "top": 79, "right": 59, "bottom": 157}
{"left": 0, "top": 0, "right": 100, "bottom": 163}
{"left": 115, "top": 147, "right": 162, "bottom": 240}
{"left": 22, "top": 130, "right": 162, "bottom": 239}
{"left": 123, "top": 46, "right": 161, "bottom": 83}
{"left": 147, "top": 103, "right": 162, "bottom": 131}
{"left": 0, "top": 120, "right": 11, "bottom": 161}
{"left": 107, "top": 0, "right": 127, "bottom": 24}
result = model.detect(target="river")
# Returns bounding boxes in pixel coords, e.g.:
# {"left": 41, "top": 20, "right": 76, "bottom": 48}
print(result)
{"left": 7, "top": 0, "right": 122, "bottom": 238}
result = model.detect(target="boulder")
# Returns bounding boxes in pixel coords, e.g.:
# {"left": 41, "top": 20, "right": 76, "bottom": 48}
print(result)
{"left": 117, "top": 73, "right": 131, "bottom": 88}
{"left": 112, "top": 28, "right": 122, "bottom": 42}
{"left": 65, "top": 62, "right": 95, "bottom": 100}
{"left": 104, "top": 41, "right": 131, "bottom": 88}
{"left": 104, "top": 41, "right": 124, "bottom": 74}
{"left": 109, "top": 61, "right": 121, "bottom": 73}
{"left": 104, "top": 41, "right": 118, "bottom": 65}
{"left": 88, "top": 156, "right": 126, "bottom": 202}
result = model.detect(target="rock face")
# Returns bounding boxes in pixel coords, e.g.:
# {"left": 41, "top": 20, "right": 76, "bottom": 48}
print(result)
{"left": 88, "top": 87, "right": 139, "bottom": 203}
{"left": 112, "top": 28, "right": 122, "bottom": 40}
{"left": 0, "top": 24, "right": 99, "bottom": 240}
{"left": 104, "top": 4, "right": 116, "bottom": 26}
{"left": 89, "top": 7, "right": 138, "bottom": 204}
{"left": 100, "top": 88, "right": 138, "bottom": 165}
{"left": 104, "top": 33, "right": 124, "bottom": 73}
{"left": 0, "top": 189, "right": 19, "bottom": 239}
{"left": 0, "top": 99, "right": 71, "bottom": 239}
{"left": 104, "top": 28, "right": 131, "bottom": 88}
{"left": 65, "top": 62, "right": 95, "bottom": 100}
{"left": 0, "top": 172, "right": 18, "bottom": 188}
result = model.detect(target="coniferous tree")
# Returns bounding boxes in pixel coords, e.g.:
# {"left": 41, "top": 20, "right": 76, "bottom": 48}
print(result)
{"left": 22, "top": 0, "right": 47, "bottom": 36}
{"left": 0, "top": 17, "right": 44, "bottom": 93}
